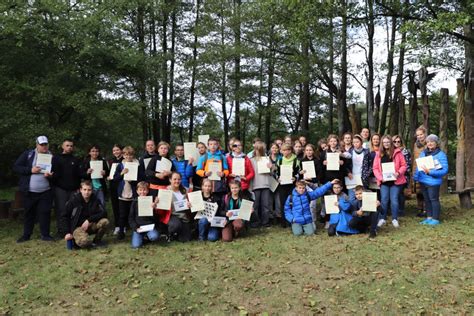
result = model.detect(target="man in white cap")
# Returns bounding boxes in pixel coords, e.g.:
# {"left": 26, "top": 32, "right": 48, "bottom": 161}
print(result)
{"left": 13, "top": 135, "right": 55, "bottom": 242}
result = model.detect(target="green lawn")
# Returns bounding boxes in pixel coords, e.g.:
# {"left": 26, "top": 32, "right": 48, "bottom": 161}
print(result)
{"left": 0, "top": 194, "right": 473, "bottom": 314}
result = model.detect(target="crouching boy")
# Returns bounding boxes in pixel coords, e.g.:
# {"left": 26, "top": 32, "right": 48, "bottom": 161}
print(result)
{"left": 62, "top": 180, "right": 109, "bottom": 248}
{"left": 349, "top": 185, "right": 380, "bottom": 239}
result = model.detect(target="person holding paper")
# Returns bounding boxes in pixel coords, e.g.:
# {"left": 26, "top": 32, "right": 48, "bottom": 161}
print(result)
{"left": 172, "top": 144, "right": 194, "bottom": 189}
{"left": 14, "top": 135, "right": 55, "bottom": 243}
{"left": 347, "top": 135, "right": 371, "bottom": 200}
{"left": 268, "top": 142, "right": 282, "bottom": 223}
{"left": 393, "top": 135, "right": 412, "bottom": 216}
{"left": 138, "top": 140, "right": 157, "bottom": 182}
{"left": 249, "top": 141, "right": 273, "bottom": 227}
{"left": 146, "top": 141, "right": 176, "bottom": 197}
{"left": 373, "top": 135, "right": 407, "bottom": 229}
{"left": 222, "top": 180, "right": 253, "bottom": 242}
{"left": 327, "top": 181, "right": 359, "bottom": 237}
{"left": 348, "top": 186, "right": 380, "bottom": 239}
{"left": 341, "top": 132, "right": 353, "bottom": 154}
{"left": 412, "top": 126, "right": 428, "bottom": 217}
{"left": 299, "top": 144, "right": 323, "bottom": 225}
{"left": 164, "top": 172, "right": 192, "bottom": 242}
{"left": 414, "top": 134, "right": 448, "bottom": 226}
{"left": 360, "top": 128, "right": 371, "bottom": 149}
{"left": 82, "top": 145, "right": 109, "bottom": 207}
{"left": 197, "top": 179, "right": 225, "bottom": 241}
{"left": 108, "top": 144, "right": 123, "bottom": 235}
{"left": 293, "top": 140, "right": 304, "bottom": 161}
{"left": 190, "top": 142, "right": 208, "bottom": 192}
{"left": 284, "top": 179, "right": 336, "bottom": 236}
{"left": 61, "top": 180, "right": 109, "bottom": 248}
{"left": 298, "top": 135, "right": 307, "bottom": 148}
{"left": 226, "top": 139, "right": 255, "bottom": 193}
{"left": 128, "top": 182, "right": 160, "bottom": 248}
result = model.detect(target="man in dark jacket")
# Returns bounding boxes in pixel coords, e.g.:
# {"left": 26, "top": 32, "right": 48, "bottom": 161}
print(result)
{"left": 61, "top": 180, "right": 109, "bottom": 248}
{"left": 14, "top": 136, "right": 55, "bottom": 243}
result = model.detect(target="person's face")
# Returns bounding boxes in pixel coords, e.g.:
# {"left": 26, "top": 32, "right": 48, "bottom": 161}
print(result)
{"left": 202, "top": 181, "right": 212, "bottom": 194}
{"left": 112, "top": 146, "right": 122, "bottom": 158}
{"left": 230, "top": 184, "right": 240, "bottom": 196}
{"left": 170, "top": 174, "right": 181, "bottom": 188}
{"left": 276, "top": 140, "right": 283, "bottom": 148}
{"left": 62, "top": 141, "right": 74, "bottom": 154}
{"left": 329, "top": 138, "right": 338, "bottom": 149}
{"left": 304, "top": 146, "right": 314, "bottom": 157}
{"left": 208, "top": 141, "right": 218, "bottom": 152}
{"left": 123, "top": 152, "right": 134, "bottom": 162}
{"left": 158, "top": 145, "right": 169, "bottom": 157}
{"left": 36, "top": 143, "right": 49, "bottom": 153}
{"left": 361, "top": 129, "right": 369, "bottom": 139}
{"left": 416, "top": 130, "right": 426, "bottom": 142}
{"left": 294, "top": 143, "right": 302, "bottom": 154}
{"left": 393, "top": 137, "right": 402, "bottom": 148}
{"left": 80, "top": 185, "right": 93, "bottom": 200}
{"left": 296, "top": 184, "right": 306, "bottom": 195}
{"left": 353, "top": 138, "right": 362, "bottom": 149}
{"left": 355, "top": 190, "right": 363, "bottom": 200}
{"left": 299, "top": 137, "right": 307, "bottom": 146}
{"left": 284, "top": 137, "right": 292, "bottom": 145}
{"left": 197, "top": 144, "right": 207, "bottom": 155}
{"left": 146, "top": 141, "right": 156, "bottom": 154}
{"left": 333, "top": 185, "right": 342, "bottom": 195}
{"left": 232, "top": 142, "right": 242, "bottom": 154}
{"left": 282, "top": 148, "right": 292, "bottom": 157}
{"left": 427, "top": 140, "right": 437, "bottom": 151}
{"left": 321, "top": 143, "right": 328, "bottom": 151}
{"left": 137, "top": 187, "right": 149, "bottom": 197}
{"left": 344, "top": 134, "right": 352, "bottom": 145}
{"left": 382, "top": 138, "right": 391, "bottom": 149}
{"left": 89, "top": 147, "right": 100, "bottom": 160}
{"left": 271, "top": 145, "right": 279, "bottom": 155}
{"left": 175, "top": 146, "right": 184, "bottom": 158}
{"left": 372, "top": 136, "right": 380, "bottom": 146}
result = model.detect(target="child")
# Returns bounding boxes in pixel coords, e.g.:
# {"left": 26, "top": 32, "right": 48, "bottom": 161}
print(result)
{"left": 249, "top": 141, "right": 273, "bottom": 227}
{"left": 197, "top": 179, "right": 224, "bottom": 241}
{"left": 284, "top": 180, "right": 336, "bottom": 236}
{"left": 190, "top": 142, "right": 208, "bottom": 192}
{"left": 348, "top": 185, "right": 380, "bottom": 239}
{"left": 108, "top": 144, "right": 123, "bottom": 235}
{"left": 172, "top": 144, "right": 194, "bottom": 190}
{"left": 145, "top": 141, "right": 175, "bottom": 197}
{"left": 128, "top": 181, "right": 160, "bottom": 249}
{"left": 223, "top": 180, "right": 253, "bottom": 242}
{"left": 227, "top": 139, "right": 255, "bottom": 193}
{"left": 165, "top": 172, "right": 192, "bottom": 242}
{"left": 327, "top": 181, "right": 358, "bottom": 237}
{"left": 82, "top": 145, "right": 110, "bottom": 207}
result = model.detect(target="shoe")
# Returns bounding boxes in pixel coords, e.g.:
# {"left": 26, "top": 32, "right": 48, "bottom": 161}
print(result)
{"left": 92, "top": 240, "right": 108, "bottom": 248}
{"left": 41, "top": 235, "right": 56, "bottom": 242}
{"left": 426, "top": 219, "right": 440, "bottom": 226}
{"left": 324, "top": 221, "right": 330, "bottom": 229}
{"left": 377, "top": 219, "right": 386, "bottom": 228}
{"left": 369, "top": 231, "right": 377, "bottom": 239}
{"left": 416, "top": 210, "right": 427, "bottom": 218}
{"left": 420, "top": 218, "right": 432, "bottom": 225}
{"left": 117, "top": 231, "right": 125, "bottom": 240}
{"left": 113, "top": 227, "right": 120, "bottom": 235}
{"left": 16, "top": 236, "right": 30, "bottom": 243}
{"left": 392, "top": 219, "right": 400, "bottom": 228}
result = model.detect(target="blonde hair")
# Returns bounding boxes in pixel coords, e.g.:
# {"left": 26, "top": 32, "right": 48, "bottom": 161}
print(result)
{"left": 122, "top": 146, "right": 135, "bottom": 155}
{"left": 254, "top": 141, "right": 266, "bottom": 158}
{"left": 157, "top": 141, "right": 170, "bottom": 150}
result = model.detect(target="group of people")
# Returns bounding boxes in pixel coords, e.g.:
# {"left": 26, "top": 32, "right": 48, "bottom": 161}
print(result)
{"left": 13, "top": 125, "right": 448, "bottom": 248}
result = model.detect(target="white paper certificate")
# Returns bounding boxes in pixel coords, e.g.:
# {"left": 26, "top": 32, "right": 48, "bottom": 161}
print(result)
{"left": 324, "top": 195, "right": 340, "bottom": 214}
{"left": 382, "top": 162, "right": 396, "bottom": 181}
{"left": 257, "top": 157, "right": 271, "bottom": 174}
{"left": 143, "top": 158, "right": 152, "bottom": 170}
{"left": 187, "top": 191, "right": 205, "bottom": 212}
{"left": 155, "top": 157, "right": 172, "bottom": 173}
{"left": 326, "top": 153, "right": 340, "bottom": 171}
{"left": 36, "top": 153, "right": 52, "bottom": 173}
{"left": 123, "top": 162, "right": 139, "bottom": 181}
{"left": 138, "top": 196, "right": 154, "bottom": 216}
{"left": 361, "top": 192, "right": 377, "bottom": 212}
{"left": 90, "top": 161, "right": 103, "bottom": 179}
{"left": 184, "top": 142, "right": 199, "bottom": 166}
{"left": 195, "top": 202, "right": 218, "bottom": 220}
{"left": 173, "top": 200, "right": 189, "bottom": 212}
{"left": 279, "top": 165, "right": 293, "bottom": 185}
{"left": 198, "top": 135, "right": 210, "bottom": 145}
{"left": 232, "top": 158, "right": 245, "bottom": 176}
{"left": 416, "top": 156, "right": 435, "bottom": 170}
{"left": 137, "top": 224, "right": 155, "bottom": 233}
{"left": 238, "top": 199, "right": 253, "bottom": 221}
{"left": 208, "top": 162, "right": 222, "bottom": 181}
{"left": 210, "top": 216, "right": 226, "bottom": 228}
{"left": 345, "top": 175, "right": 363, "bottom": 189}
{"left": 269, "top": 176, "right": 279, "bottom": 192}
{"left": 302, "top": 161, "right": 317, "bottom": 179}
{"left": 108, "top": 163, "right": 118, "bottom": 180}
{"left": 156, "top": 189, "right": 173, "bottom": 210}
{"left": 228, "top": 210, "right": 240, "bottom": 221}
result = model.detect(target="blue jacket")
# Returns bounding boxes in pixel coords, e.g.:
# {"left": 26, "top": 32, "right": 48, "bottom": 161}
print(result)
{"left": 172, "top": 158, "right": 194, "bottom": 188}
{"left": 284, "top": 182, "right": 332, "bottom": 225}
{"left": 14, "top": 149, "right": 52, "bottom": 193}
{"left": 329, "top": 193, "right": 359, "bottom": 234}
{"left": 413, "top": 149, "right": 448, "bottom": 187}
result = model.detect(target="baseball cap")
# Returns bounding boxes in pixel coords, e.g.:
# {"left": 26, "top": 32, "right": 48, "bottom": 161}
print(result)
{"left": 36, "top": 136, "right": 49, "bottom": 145}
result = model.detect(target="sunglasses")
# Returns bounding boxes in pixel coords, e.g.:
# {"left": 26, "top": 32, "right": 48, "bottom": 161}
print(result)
{"left": 393, "top": 140, "right": 401, "bottom": 143}
{"left": 232, "top": 144, "right": 241, "bottom": 147}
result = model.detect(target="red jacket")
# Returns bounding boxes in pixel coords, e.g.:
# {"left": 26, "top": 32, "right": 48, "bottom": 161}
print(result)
{"left": 226, "top": 154, "right": 255, "bottom": 191}
{"left": 373, "top": 148, "right": 407, "bottom": 186}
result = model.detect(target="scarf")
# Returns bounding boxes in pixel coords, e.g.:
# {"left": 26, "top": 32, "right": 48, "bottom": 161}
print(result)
{"left": 424, "top": 147, "right": 441, "bottom": 157}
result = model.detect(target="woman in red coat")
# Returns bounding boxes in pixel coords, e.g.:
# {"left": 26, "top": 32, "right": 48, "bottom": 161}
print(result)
{"left": 226, "top": 139, "right": 255, "bottom": 192}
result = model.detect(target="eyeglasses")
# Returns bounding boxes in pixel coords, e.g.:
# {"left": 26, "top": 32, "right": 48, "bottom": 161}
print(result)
{"left": 232, "top": 144, "right": 241, "bottom": 147}
{"left": 393, "top": 140, "right": 401, "bottom": 144}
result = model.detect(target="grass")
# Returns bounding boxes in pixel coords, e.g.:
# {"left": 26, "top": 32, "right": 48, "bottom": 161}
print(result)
{"left": 0, "top": 193, "right": 473, "bottom": 314}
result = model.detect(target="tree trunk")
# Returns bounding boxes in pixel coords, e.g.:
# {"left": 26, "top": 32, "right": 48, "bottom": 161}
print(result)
{"left": 137, "top": 4, "right": 148, "bottom": 142}
{"left": 389, "top": 16, "right": 406, "bottom": 136}
{"left": 220, "top": 12, "right": 229, "bottom": 147}
{"left": 439, "top": 88, "right": 449, "bottom": 194}
{"left": 265, "top": 49, "right": 274, "bottom": 146}
{"left": 348, "top": 104, "right": 360, "bottom": 134}
{"left": 161, "top": 4, "right": 169, "bottom": 141}
{"left": 463, "top": 23, "right": 474, "bottom": 190}
{"left": 456, "top": 78, "right": 471, "bottom": 207}
{"left": 379, "top": 16, "right": 396, "bottom": 134}
{"left": 365, "top": 0, "right": 375, "bottom": 132}
{"left": 233, "top": 0, "right": 241, "bottom": 139}
{"left": 329, "top": 17, "right": 334, "bottom": 134}
{"left": 300, "top": 42, "right": 310, "bottom": 134}
{"left": 338, "top": 0, "right": 352, "bottom": 135}
{"left": 407, "top": 71, "right": 418, "bottom": 148}
{"left": 374, "top": 85, "right": 381, "bottom": 131}
{"left": 257, "top": 57, "right": 264, "bottom": 139}
{"left": 150, "top": 8, "right": 160, "bottom": 141}
{"left": 188, "top": 0, "right": 200, "bottom": 142}
{"left": 166, "top": 4, "right": 176, "bottom": 143}
{"left": 419, "top": 67, "right": 431, "bottom": 133}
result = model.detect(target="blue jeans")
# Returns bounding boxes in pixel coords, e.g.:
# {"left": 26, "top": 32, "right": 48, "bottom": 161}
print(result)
{"left": 421, "top": 184, "right": 441, "bottom": 220}
{"left": 198, "top": 218, "right": 220, "bottom": 242}
{"left": 94, "top": 189, "right": 105, "bottom": 209}
{"left": 379, "top": 184, "right": 402, "bottom": 220}
{"left": 291, "top": 223, "right": 315, "bottom": 236}
{"left": 131, "top": 229, "right": 160, "bottom": 248}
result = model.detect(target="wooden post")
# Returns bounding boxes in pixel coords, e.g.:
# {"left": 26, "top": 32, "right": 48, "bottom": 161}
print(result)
{"left": 398, "top": 96, "right": 406, "bottom": 139}
{"left": 407, "top": 71, "right": 418, "bottom": 149}
{"left": 418, "top": 67, "right": 433, "bottom": 133}
{"left": 439, "top": 88, "right": 449, "bottom": 194}
{"left": 456, "top": 79, "right": 472, "bottom": 208}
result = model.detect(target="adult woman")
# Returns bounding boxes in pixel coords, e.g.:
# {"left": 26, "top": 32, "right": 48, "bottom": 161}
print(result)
{"left": 347, "top": 135, "right": 371, "bottom": 200}
{"left": 360, "top": 128, "right": 370, "bottom": 149}
{"left": 250, "top": 141, "right": 272, "bottom": 227}
{"left": 82, "top": 145, "right": 109, "bottom": 207}
{"left": 293, "top": 140, "right": 304, "bottom": 161}
{"left": 373, "top": 135, "right": 407, "bottom": 228}
{"left": 392, "top": 135, "right": 411, "bottom": 216}
{"left": 341, "top": 132, "right": 353, "bottom": 153}
{"left": 226, "top": 139, "right": 255, "bottom": 193}
{"left": 166, "top": 172, "right": 192, "bottom": 242}
{"left": 414, "top": 134, "right": 448, "bottom": 226}
{"left": 145, "top": 141, "right": 175, "bottom": 197}
{"left": 109, "top": 144, "right": 123, "bottom": 235}
{"left": 269, "top": 142, "right": 282, "bottom": 222}
{"left": 368, "top": 133, "right": 381, "bottom": 190}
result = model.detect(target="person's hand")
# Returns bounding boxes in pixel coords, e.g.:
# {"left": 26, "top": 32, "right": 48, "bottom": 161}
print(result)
{"left": 241, "top": 176, "right": 247, "bottom": 181}
{"left": 156, "top": 172, "right": 166, "bottom": 179}
{"left": 100, "top": 170, "right": 106, "bottom": 176}
{"left": 422, "top": 167, "right": 430, "bottom": 174}
{"left": 136, "top": 227, "right": 143, "bottom": 233}
{"left": 226, "top": 211, "right": 233, "bottom": 218}
{"left": 394, "top": 172, "right": 399, "bottom": 178}
{"left": 44, "top": 172, "right": 53, "bottom": 178}
{"left": 339, "top": 160, "right": 344, "bottom": 165}
{"left": 81, "top": 220, "right": 90, "bottom": 232}
{"left": 31, "top": 166, "right": 42, "bottom": 174}
{"left": 121, "top": 168, "right": 129, "bottom": 175}
{"left": 300, "top": 170, "right": 306, "bottom": 175}
{"left": 64, "top": 233, "right": 73, "bottom": 241}
{"left": 154, "top": 197, "right": 160, "bottom": 204}
{"left": 187, "top": 201, "right": 192, "bottom": 208}
{"left": 348, "top": 173, "right": 353, "bottom": 180}
{"left": 229, "top": 173, "right": 236, "bottom": 178}
{"left": 250, "top": 208, "right": 254, "bottom": 213}
{"left": 334, "top": 201, "right": 339, "bottom": 206}
{"left": 87, "top": 168, "right": 93, "bottom": 174}
{"left": 205, "top": 171, "right": 212, "bottom": 177}
{"left": 163, "top": 170, "right": 172, "bottom": 177}
{"left": 376, "top": 201, "right": 381, "bottom": 207}
{"left": 330, "top": 179, "right": 340, "bottom": 185}
{"left": 267, "top": 162, "right": 273, "bottom": 168}
{"left": 217, "top": 171, "right": 224, "bottom": 177}
{"left": 188, "top": 157, "right": 194, "bottom": 165}
{"left": 356, "top": 210, "right": 363, "bottom": 217}
{"left": 323, "top": 160, "right": 327, "bottom": 166}
{"left": 291, "top": 177, "right": 296, "bottom": 182}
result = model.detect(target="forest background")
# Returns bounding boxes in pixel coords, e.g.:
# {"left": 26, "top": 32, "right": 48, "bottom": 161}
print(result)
{"left": 1, "top": 0, "right": 473, "bottom": 187}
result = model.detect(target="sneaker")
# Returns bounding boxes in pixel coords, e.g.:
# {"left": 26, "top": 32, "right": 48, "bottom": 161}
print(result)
{"left": 324, "top": 221, "right": 330, "bottom": 229}
{"left": 369, "top": 231, "right": 377, "bottom": 239}
{"left": 392, "top": 219, "right": 400, "bottom": 228}
{"left": 16, "top": 236, "right": 30, "bottom": 243}
{"left": 377, "top": 219, "right": 386, "bottom": 228}
{"left": 420, "top": 218, "right": 432, "bottom": 225}
{"left": 113, "top": 227, "right": 120, "bottom": 235}
{"left": 426, "top": 219, "right": 440, "bottom": 226}
{"left": 41, "top": 235, "right": 56, "bottom": 242}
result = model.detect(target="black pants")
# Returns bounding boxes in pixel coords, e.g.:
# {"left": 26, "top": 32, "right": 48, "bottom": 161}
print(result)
{"left": 118, "top": 200, "right": 132, "bottom": 231}
{"left": 109, "top": 181, "right": 120, "bottom": 227}
{"left": 54, "top": 187, "right": 75, "bottom": 233}
{"left": 278, "top": 184, "right": 294, "bottom": 221}
{"left": 22, "top": 190, "right": 53, "bottom": 238}
{"left": 348, "top": 212, "right": 378, "bottom": 234}
{"left": 167, "top": 216, "right": 191, "bottom": 242}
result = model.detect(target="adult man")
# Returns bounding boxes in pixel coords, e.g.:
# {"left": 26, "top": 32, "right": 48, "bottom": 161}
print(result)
{"left": 138, "top": 140, "right": 157, "bottom": 181}
{"left": 52, "top": 139, "right": 82, "bottom": 237}
{"left": 14, "top": 136, "right": 55, "bottom": 242}
{"left": 61, "top": 180, "right": 109, "bottom": 248}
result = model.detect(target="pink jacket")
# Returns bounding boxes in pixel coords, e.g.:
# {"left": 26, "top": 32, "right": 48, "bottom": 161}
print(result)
{"left": 373, "top": 148, "right": 407, "bottom": 186}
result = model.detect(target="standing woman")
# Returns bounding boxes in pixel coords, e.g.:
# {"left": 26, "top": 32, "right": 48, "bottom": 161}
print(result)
{"left": 146, "top": 141, "right": 175, "bottom": 197}
{"left": 368, "top": 133, "right": 381, "bottom": 190}
{"left": 373, "top": 135, "right": 407, "bottom": 228}
{"left": 250, "top": 141, "right": 272, "bottom": 227}
{"left": 341, "top": 132, "right": 353, "bottom": 154}
{"left": 360, "top": 128, "right": 371, "bottom": 149}
{"left": 348, "top": 135, "right": 371, "bottom": 199}
{"left": 190, "top": 142, "right": 207, "bottom": 192}
{"left": 392, "top": 135, "right": 411, "bottom": 216}
{"left": 414, "top": 135, "right": 448, "bottom": 226}
{"left": 226, "top": 139, "right": 255, "bottom": 194}
{"left": 83, "top": 145, "right": 109, "bottom": 207}
{"left": 269, "top": 142, "right": 282, "bottom": 222}
{"left": 108, "top": 144, "right": 123, "bottom": 235}
{"left": 293, "top": 140, "right": 304, "bottom": 161}
{"left": 300, "top": 144, "right": 322, "bottom": 223}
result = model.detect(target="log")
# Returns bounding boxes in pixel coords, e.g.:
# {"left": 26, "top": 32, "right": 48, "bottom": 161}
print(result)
{"left": 456, "top": 187, "right": 473, "bottom": 209}
{"left": 456, "top": 79, "right": 466, "bottom": 194}
{"left": 439, "top": 88, "right": 449, "bottom": 194}
{"left": 10, "top": 190, "right": 24, "bottom": 220}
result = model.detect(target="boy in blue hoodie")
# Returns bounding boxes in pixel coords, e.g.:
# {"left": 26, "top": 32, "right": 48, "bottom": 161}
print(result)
{"left": 327, "top": 181, "right": 359, "bottom": 237}
{"left": 284, "top": 179, "right": 337, "bottom": 236}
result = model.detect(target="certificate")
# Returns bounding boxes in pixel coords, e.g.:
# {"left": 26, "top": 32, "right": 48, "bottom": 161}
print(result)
{"left": 195, "top": 202, "right": 218, "bottom": 220}
{"left": 90, "top": 161, "right": 103, "bottom": 179}
{"left": 123, "top": 162, "right": 139, "bottom": 181}
{"left": 416, "top": 156, "right": 435, "bottom": 170}
{"left": 143, "top": 158, "right": 152, "bottom": 170}
{"left": 137, "top": 224, "right": 155, "bottom": 233}
{"left": 184, "top": 142, "right": 199, "bottom": 166}
{"left": 232, "top": 158, "right": 245, "bottom": 176}
{"left": 173, "top": 200, "right": 189, "bottom": 212}
{"left": 302, "top": 161, "right": 316, "bottom": 179}
{"left": 210, "top": 216, "right": 226, "bottom": 228}
{"left": 257, "top": 157, "right": 271, "bottom": 174}
{"left": 187, "top": 191, "right": 205, "bottom": 212}
{"left": 324, "top": 195, "right": 339, "bottom": 214}
{"left": 108, "top": 163, "right": 118, "bottom": 180}
{"left": 208, "top": 162, "right": 222, "bottom": 181}
{"left": 36, "top": 153, "right": 52, "bottom": 173}
{"left": 269, "top": 176, "right": 279, "bottom": 192}
{"left": 228, "top": 210, "right": 240, "bottom": 221}
{"left": 279, "top": 165, "right": 293, "bottom": 185}
{"left": 382, "top": 162, "right": 396, "bottom": 181}
{"left": 138, "top": 196, "right": 154, "bottom": 216}
{"left": 155, "top": 157, "right": 172, "bottom": 173}
{"left": 345, "top": 175, "right": 363, "bottom": 189}
{"left": 198, "top": 135, "right": 209, "bottom": 145}
{"left": 156, "top": 189, "right": 173, "bottom": 210}
{"left": 326, "top": 153, "right": 340, "bottom": 171}
{"left": 361, "top": 192, "right": 377, "bottom": 212}
{"left": 238, "top": 199, "right": 253, "bottom": 221}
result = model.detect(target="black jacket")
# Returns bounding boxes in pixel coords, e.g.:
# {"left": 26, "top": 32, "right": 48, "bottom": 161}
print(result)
{"left": 128, "top": 198, "right": 157, "bottom": 231}
{"left": 52, "top": 153, "right": 82, "bottom": 191}
{"left": 139, "top": 152, "right": 157, "bottom": 182}
{"left": 60, "top": 192, "right": 107, "bottom": 236}
{"left": 145, "top": 155, "right": 176, "bottom": 187}
{"left": 13, "top": 149, "right": 52, "bottom": 193}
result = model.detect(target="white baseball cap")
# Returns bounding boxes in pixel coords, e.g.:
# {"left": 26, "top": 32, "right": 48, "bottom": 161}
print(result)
{"left": 36, "top": 136, "right": 49, "bottom": 145}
